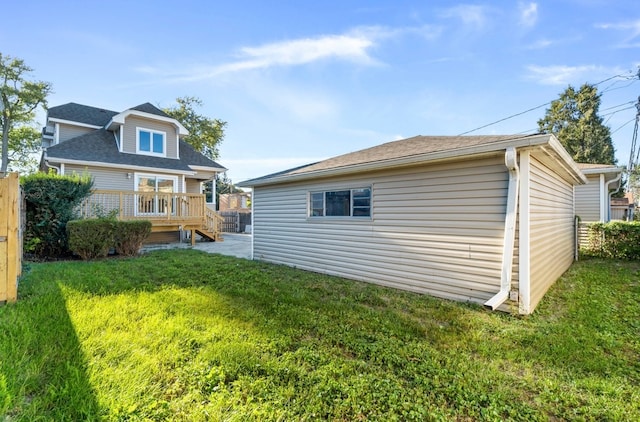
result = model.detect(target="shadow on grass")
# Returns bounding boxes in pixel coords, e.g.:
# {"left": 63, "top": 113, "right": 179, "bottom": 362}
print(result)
{"left": 13, "top": 250, "right": 640, "bottom": 420}
{"left": 0, "top": 270, "right": 100, "bottom": 420}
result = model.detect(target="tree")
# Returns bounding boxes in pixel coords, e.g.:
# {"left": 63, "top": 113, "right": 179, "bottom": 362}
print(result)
{"left": 538, "top": 83, "right": 616, "bottom": 165}
{"left": 0, "top": 53, "right": 53, "bottom": 174}
{"left": 163, "top": 96, "right": 226, "bottom": 160}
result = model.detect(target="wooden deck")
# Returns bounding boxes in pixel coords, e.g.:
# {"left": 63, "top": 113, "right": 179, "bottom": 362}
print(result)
{"left": 78, "top": 190, "right": 223, "bottom": 244}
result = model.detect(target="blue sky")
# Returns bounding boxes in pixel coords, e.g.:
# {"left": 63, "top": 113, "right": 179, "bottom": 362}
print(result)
{"left": 2, "top": 0, "right": 638, "bottom": 182}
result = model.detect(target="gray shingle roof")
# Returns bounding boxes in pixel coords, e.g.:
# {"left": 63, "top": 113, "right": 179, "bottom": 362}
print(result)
{"left": 47, "top": 103, "right": 118, "bottom": 127}
{"left": 240, "top": 134, "right": 538, "bottom": 186}
{"left": 45, "top": 129, "right": 224, "bottom": 172}
{"left": 129, "top": 102, "right": 172, "bottom": 118}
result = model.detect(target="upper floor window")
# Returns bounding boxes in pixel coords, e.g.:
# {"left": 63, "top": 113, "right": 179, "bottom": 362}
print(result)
{"left": 310, "top": 187, "right": 371, "bottom": 217}
{"left": 137, "top": 128, "right": 165, "bottom": 156}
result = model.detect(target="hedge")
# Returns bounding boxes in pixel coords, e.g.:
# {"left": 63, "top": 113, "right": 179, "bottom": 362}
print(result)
{"left": 68, "top": 219, "right": 152, "bottom": 260}
{"left": 585, "top": 221, "right": 640, "bottom": 260}
{"left": 21, "top": 171, "right": 94, "bottom": 258}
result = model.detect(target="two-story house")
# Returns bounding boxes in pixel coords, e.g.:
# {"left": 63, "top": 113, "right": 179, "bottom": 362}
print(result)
{"left": 41, "top": 102, "right": 226, "bottom": 243}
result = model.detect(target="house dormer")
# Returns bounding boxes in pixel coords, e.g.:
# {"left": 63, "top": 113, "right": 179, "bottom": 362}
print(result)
{"left": 43, "top": 103, "right": 118, "bottom": 148}
{"left": 104, "top": 103, "right": 188, "bottom": 160}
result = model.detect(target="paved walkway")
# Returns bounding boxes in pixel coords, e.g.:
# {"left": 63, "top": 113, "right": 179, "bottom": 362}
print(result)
{"left": 142, "top": 233, "right": 252, "bottom": 259}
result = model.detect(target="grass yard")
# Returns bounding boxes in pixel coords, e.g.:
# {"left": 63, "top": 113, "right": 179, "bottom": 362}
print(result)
{"left": 0, "top": 250, "right": 639, "bottom": 421}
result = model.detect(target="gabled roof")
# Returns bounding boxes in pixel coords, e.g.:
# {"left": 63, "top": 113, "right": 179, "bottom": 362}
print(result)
{"left": 239, "top": 134, "right": 585, "bottom": 187}
{"left": 129, "top": 102, "right": 172, "bottom": 118}
{"left": 44, "top": 129, "right": 225, "bottom": 173}
{"left": 47, "top": 103, "right": 118, "bottom": 127}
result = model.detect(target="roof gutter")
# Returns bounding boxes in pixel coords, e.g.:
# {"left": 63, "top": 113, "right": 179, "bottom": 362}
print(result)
{"left": 485, "top": 147, "right": 519, "bottom": 310}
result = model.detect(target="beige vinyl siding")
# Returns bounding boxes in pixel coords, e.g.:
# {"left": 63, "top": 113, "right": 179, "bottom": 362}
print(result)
{"left": 64, "top": 165, "right": 184, "bottom": 192}
{"left": 58, "top": 123, "right": 95, "bottom": 142}
{"left": 122, "top": 116, "right": 179, "bottom": 158}
{"left": 253, "top": 156, "right": 508, "bottom": 305}
{"left": 186, "top": 179, "right": 202, "bottom": 194}
{"left": 528, "top": 153, "right": 575, "bottom": 312}
{"left": 64, "top": 165, "right": 134, "bottom": 191}
{"left": 574, "top": 174, "right": 601, "bottom": 222}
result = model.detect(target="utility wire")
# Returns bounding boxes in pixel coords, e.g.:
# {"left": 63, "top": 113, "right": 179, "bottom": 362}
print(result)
{"left": 611, "top": 118, "right": 635, "bottom": 135}
{"left": 458, "top": 69, "right": 638, "bottom": 136}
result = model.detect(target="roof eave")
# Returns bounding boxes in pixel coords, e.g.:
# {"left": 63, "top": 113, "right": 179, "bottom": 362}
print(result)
{"left": 240, "top": 134, "right": 583, "bottom": 188}
{"left": 106, "top": 109, "right": 189, "bottom": 135}
{"left": 44, "top": 155, "right": 197, "bottom": 176}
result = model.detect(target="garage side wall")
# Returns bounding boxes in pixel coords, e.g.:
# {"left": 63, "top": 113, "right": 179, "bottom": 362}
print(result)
{"left": 252, "top": 156, "right": 509, "bottom": 305}
{"left": 527, "top": 153, "right": 575, "bottom": 312}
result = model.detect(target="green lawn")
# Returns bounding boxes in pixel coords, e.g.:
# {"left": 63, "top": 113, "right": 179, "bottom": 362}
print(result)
{"left": 1, "top": 250, "right": 639, "bottom": 421}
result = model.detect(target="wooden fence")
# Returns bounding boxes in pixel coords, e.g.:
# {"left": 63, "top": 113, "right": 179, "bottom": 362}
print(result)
{"left": 219, "top": 210, "right": 252, "bottom": 233}
{"left": 1, "top": 173, "right": 21, "bottom": 303}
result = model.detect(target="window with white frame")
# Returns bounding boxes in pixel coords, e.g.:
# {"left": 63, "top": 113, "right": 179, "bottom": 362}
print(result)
{"left": 135, "top": 174, "right": 178, "bottom": 215}
{"left": 137, "top": 128, "right": 166, "bottom": 156}
{"left": 309, "top": 187, "right": 371, "bottom": 217}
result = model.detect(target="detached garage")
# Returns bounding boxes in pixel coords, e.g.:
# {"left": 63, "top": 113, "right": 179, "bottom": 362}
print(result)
{"left": 239, "top": 134, "right": 586, "bottom": 314}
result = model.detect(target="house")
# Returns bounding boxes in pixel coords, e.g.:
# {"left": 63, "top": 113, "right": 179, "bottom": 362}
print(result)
{"left": 41, "top": 102, "right": 226, "bottom": 243}
{"left": 574, "top": 163, "right": 623, "bottom": 247}
{"left": 238, "top": 134, "right": 587, "bottom": 315}
{"left": 219, "top": 192, "right": 251, "bottom": 211}
{"left": 610, "top": 192, "right": 635, "bottom": 221}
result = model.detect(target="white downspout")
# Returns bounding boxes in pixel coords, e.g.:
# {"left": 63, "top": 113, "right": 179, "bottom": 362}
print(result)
{"left": 485, "top": 147, "right": 519, "bottom": 310}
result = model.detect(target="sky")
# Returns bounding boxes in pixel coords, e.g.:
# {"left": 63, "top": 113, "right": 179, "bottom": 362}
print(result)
{"left": 2, "top": 0, "right": 639, "bottom": 183}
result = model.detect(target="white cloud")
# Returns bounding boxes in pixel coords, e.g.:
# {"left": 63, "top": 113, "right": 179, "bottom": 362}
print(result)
{"left": 596, "top": 19, "right": 640, "bottom": 48}
{"left": 524, "top": 64, "right": 623, "bottom": 85}
{"left": 140, "top": 25, "right": 440, "bottom": 83}
{"left": 519, "top": 2, "right": 538, "bottom": 28}
{"left": 439, "top": 5, "right": 490, "bottom": 29}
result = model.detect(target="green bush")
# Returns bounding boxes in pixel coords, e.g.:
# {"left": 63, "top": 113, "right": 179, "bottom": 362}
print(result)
{"left": 114, "top": 221, "right": 152, "bottom": 257}
{"left": 67, "top": 219, "right": 116, "bottom": 260}
{"left": 21, "top": 171, "right": 93, "bottom": 258}
{"left": 586, "top": 221, "right": 640, "bottom": 260}
{"left": 68, "top": 219, "right": 152, "bottom": 260}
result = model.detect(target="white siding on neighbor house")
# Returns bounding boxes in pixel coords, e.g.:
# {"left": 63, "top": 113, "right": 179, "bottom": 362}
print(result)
{"left": 58, "top": 123, "right": 95, "bottom": 143}
{"left": 252, "top": 156, "right": 509, "bottom": 305}
{"left": 122, "top": 116, "right": 179, "bottom": 158}
{"left": 527, "top": 153, "right": 575, "bottom": 312}
{"left": 574, "top": 174, "right": 601, "bottom": 222}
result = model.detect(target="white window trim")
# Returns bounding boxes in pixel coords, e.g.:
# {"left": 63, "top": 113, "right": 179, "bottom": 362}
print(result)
{"left": 136, "top": 127, "right": 167, "bottom": 157}
{"left": 308, "top": 187, "right": 372, "bottom": 218}
{"left": 134, "top": 172, "right": 180, "bottom": 216}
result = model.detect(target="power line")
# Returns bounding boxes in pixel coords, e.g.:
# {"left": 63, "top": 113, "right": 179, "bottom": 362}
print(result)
{"left": 458, "top": 70, "right": 639, "bottom": 136}
{"left": 611, "top": 118, "right": 635, "bottom": 135}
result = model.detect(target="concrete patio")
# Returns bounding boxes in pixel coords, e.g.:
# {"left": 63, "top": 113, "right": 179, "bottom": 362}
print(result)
{"left": 142, "top": 233, "right": 252, "bottom": 259}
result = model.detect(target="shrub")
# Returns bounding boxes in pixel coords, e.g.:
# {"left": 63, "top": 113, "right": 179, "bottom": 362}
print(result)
{"left": 68, "top": 219, "right": 152, "bottom": 260}
{"left": 585, "top": 221, "right": 640, "bottom": 260}
{"left": 67, "top": 219, "right": 116, "bottom": 260}
{"left": 21, "top": 171, "right": 93, "bottom": 258}
{"left": 114, "top": 220, "right": 152, "bottom": 257}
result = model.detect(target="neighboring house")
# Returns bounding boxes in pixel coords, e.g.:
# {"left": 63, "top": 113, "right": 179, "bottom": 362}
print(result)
{"left": 574, "top": 163, "right": 623, "bottom": 248}
{"left": 239, "top": 134, "right": 587, "bottom": 315}
{"left": 41, "top": 102, "right": 227, "bottom": 243}
{"left": 610, "top": 192, "right": 635, "bottom": 221}
{"left": 219, "top": 192, "right": 251, "bottom": 211}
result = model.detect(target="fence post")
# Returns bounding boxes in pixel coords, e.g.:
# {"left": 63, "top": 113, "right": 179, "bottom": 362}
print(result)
{"left": 1, "top": 173, "right": 20, "bottom": 303}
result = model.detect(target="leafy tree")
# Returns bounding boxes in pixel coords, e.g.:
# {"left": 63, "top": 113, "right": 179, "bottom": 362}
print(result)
{"left": 0, "top": 53, "right": 53, "bottom": 174}
{"left": 163, "top": 96, "right": 226, "bottom": 160}
{"left": 538, "top": 83, "right": 615, "bottom": 165}
{"left": 6, "top": 125, "right": 40, "bottom": 173}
